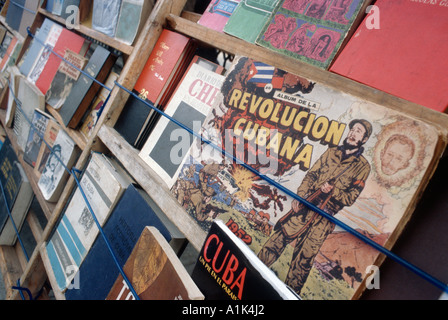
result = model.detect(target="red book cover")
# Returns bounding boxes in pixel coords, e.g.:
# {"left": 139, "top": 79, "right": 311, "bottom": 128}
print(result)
{"left": 133, "top": 29, "right": 191, "bottom": 107}
{"left": 35, "top": 28, "right": 86, "bottom": 95}
{"left": 330, "top": 0, "right": 448, "bottom": 113}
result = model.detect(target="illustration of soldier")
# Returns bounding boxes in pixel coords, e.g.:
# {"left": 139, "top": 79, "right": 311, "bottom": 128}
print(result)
{"left": 174, "top": 162, "right": 225, "bottom": 223}
{"left": 257, "top": 119, "right": 372, "bottom": 295}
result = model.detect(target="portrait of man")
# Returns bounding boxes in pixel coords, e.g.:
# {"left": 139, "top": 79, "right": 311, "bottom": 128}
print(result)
{"left": 380, "top": 134, "right": 415, "bottom": 176}
{"left": 40, "top": 144, "right": 63, "bottom": 196}
{"left": 257, "top": 119, "right": 372, "bottom": 295}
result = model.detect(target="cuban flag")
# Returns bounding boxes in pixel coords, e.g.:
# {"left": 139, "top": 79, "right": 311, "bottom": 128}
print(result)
{"left": 247, "top": 61, "right": 284, "bottom": 89}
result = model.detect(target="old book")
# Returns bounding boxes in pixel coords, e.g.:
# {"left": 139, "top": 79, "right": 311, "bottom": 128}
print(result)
{"left": 330, "top": 0, "right": 448, "bottom": 113}
{"left": 27, "top": 22, "right": 63, "bottom": 85}
{"left": 192, "top": 220, "right": 299, "bottom": 300}
{"left": 58, "top": 45, "right": 116, "bottom": 128}
{"left": 114, "top": 29, "right": 194, "bottom": 148}
{"left": 0, "top": 32, "right": 13, "bottom": 62}
{"left": 197, "top": 0, "right": 241, "bottom": 33}
{"left": 47, "top": 0, "right": 80, "bottom": 19}
{"left": 256, "top": 0, "right": 372, "bottom": 69}
{"left": 23, "top": 109, "right": 51, "bottom": 168}
{"left": 17, "top": 0, "right": 39, "bottom": 38}
{"left": 63, "top": 184, "right": 178, "bottom": 300}
{"left": 0, "top": 26, "right": 6, "bottom": 46}
{"left": 91, "top": 0, "right": 122, "bottom": 37}
{"left": 13, "top": 77, "right": 45, "bottom": 152}
{"left": 79, "top": 71, "right": 119, "bottom": 140}
{"left": 5, "top": 65, "right": 24, "bottom": 127}
{"left": 34, "top": 25, "right": 87, "bottom": 95}
{"left": 20, "top": 19, "right": 55, "bottom": 77}
{"left": 139, "top": 58, "right": 225, "bottom": 189}
{"left": 0, "top": 138, "right": 33, "bottom": 246}
{"left": 115, "top": 0, "right": 155, "bottom": 45}
{"left": 5, "top": 0, "right": 25, "bottom": 33}
{"left": 172, "top": 55, "right": 446, "bottom": 300}
{"left": 223, "top": 0, "right": 279, "bottom": 43}
{"left": 45, "top": 152, "right": 135, "bottom": 292}
{"left": 37, "top": 129, "right": 79, "bottom": 202}
{"left": 33, "top": 118, "right": 61, "bottom": 179}
{"left": 0, "top": 36, "right": 21, "bottom": 72}
{"left": 45, "top": 49, "right": 88, "bottom": 110}
{"left": 106, "top": 226, "right": 204, "bottom": 300}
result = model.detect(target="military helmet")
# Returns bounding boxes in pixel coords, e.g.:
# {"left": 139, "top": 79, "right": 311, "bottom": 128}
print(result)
{"left": 349, "top": 119, "right": 372, "bottom": 139}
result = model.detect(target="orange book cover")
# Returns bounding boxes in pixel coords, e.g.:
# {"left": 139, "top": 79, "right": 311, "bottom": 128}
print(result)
{"left": 133, "top": 29, "right": 191, "bottom": 107}
{"left": 35, "top": 28, "right": 86, "bottom": 95}
{"left": 0, "top": 36, "right": 17, "bottom": 71}
{"left": 330, "top": 0, "right": 448, "bottom": 113}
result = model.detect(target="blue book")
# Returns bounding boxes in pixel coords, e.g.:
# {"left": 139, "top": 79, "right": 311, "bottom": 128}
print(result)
{"left": 62, "top": 184, "right": 173, "bottom": 300}
{"left": 46, "top": 0, "right": 55, "bottom": 12}
{"left": 19, "top": 18, "right": 55, "bottom": 77}
{"left": 5, "top": 0, "right": 26, "bottom": 32}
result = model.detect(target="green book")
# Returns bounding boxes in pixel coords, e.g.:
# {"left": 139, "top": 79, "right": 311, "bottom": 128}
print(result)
{"left": 223, "top": 0, "right": 279, "bottom": 43}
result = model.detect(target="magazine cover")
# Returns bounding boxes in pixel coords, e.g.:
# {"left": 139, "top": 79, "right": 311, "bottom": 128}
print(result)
{"left": 256, "top": 0, "right": 371, "bottom": 69}
{"left": 171, "top": 56, "right": 442, "bottom": 299}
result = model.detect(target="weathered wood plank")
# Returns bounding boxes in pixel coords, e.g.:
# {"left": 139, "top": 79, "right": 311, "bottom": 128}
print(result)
{"left": 167, "top": 15, "right": 448, "bottom": 135}
{"left": 98, "top": 125, "right": 206, "bottom": 251}
{"left": 38, "top": 7, "right": 134, "bottom": 55}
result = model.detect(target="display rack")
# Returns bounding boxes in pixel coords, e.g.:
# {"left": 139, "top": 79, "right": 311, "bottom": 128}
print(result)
{"left": 0, "top": 0, "right": 446, "bottom": 300}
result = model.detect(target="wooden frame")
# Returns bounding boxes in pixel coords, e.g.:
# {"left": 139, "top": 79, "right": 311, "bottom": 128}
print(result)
{"left": 0, "top": 0, "right": 446, "bottom": 300}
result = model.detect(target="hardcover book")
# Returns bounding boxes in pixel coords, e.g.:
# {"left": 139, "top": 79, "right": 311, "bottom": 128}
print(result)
{"left": 0, "top": 138, "right": 33, "bottom": 246}
{"left": 13, "top": 77, "right": 45, "bottom": 152}
{"left": 80, "top": 71, "right": 119, "bottom": 139}
{"left": 91, "top": 0, "right": 122, "bottom": 37}
{"left": 115, "top": 0, "right": 155, "bottom": 45}
{"left": 37, "top": 129, "right": 79, "bottom": 202}
{"left": 63, "top": 184, "right": 175, "bottom": 300}
{"left": 19, "top": 18, "right": 55, "bottom": 77}
{"left": 0, "top": 32, "right": 12, "bottom": 61}
{"left": 5, "top": 66, "right": 24, "bottom": 127}
{"left": 46, "top": 49, "right": 88, "bottom": 110}
{"left": 106, "top": 226, "right": 204, "bottom": 300}
{"left": 58, "top": 45, "right": 116, "bottom": 128}
{"left": 5, "top": 0, "right": 25, "bottom": 33}
{"left": 192, "top": 220, "right": 299, "bottom": 300}
{"left": 0, "top": 36, "right": 21, "bottom": 73}
{"left": 23, "top": 109, "right": 51, "bottom": 168}
{"left": 45, "top": 152, "right": 135, "bottom": 292}
{"left": 172, "top": 56, "right": 446, "bottom": 299}
{"left": 139, "top": 58, "right": 225, "bottom": 189}
{"left": 114, "top": 29, "right": 194, "bottom": 148}
{"left": 27, "top": 22, "right": 63, "bottom": 85}
{"left": 47, "top": 0, "right": 80, "bottom": 19}
{"left": 33, "top": 118, "right": 61, "bottom": 179}
{"left": 17, "top": 0, "right": 39, "bottom": 38}
{"left": 330, "top": 0, "right": 448, "bottom": 113}
{"left": 197, "top": 0, "right": 241, "bottom": 33}
{"left": 34, "top": 25, "right": 87, "bottom": 95}
{"left": 223, "top": 0, "right": 279, "bottom": 43}
{"left": 256, "top": 0, "right": 372, "bottom": 69}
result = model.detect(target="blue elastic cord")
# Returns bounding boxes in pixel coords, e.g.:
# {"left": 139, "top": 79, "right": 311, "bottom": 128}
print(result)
{"left": 6, "top": 71, "right": 137, "bottom": 297}
{"left": 26, "top": 27, "right": 114, "bottom": 93}
{"left": 25, "top": 27, "right": 115, "bottom": 127}
{"left": 6, "top": 78, "right": 71, "bottom": 174}
{"left": 19, "top": 26, "right": 448, "bottom": 296}
{"left": 9, "top": 1, "right": 37, "bottom": 15}
{"left": 12, "top": 279, "right": 32, "bottom": 300}
{"left": 115, "top": 81, "right": 448, "bottom": 295}
{"left": 71, "top": 168, "right": 140, "bottom": 300}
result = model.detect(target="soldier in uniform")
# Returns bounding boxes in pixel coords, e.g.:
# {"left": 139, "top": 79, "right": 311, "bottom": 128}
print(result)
{"left": 258, "top": 119, "right": 372, "bottom": 295}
